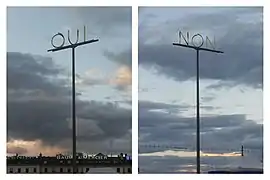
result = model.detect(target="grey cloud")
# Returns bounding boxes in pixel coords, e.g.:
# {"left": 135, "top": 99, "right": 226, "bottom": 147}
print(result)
{"left": 139, "top": 101, "right": 263, "bottom": 173}
{"left": 139, "top": 154, "right": 262, "bottom": 173}
{"left": 139, "top": 100, "right": 190, "bottom": 111}
{"left": 76, "top": 71, "right": 131, "bottom": 93}
{"left": 76, "top": 7, "right": 131, "bottom": 27}
{"left": 139, "top": 8, "right": 263, "bottom": 89}
{"left": 68, "top": 7, "right": 133, "bottom": 70}
{"left": 75, "top": 132, "right": 131, "bottom": 154}
{"left": 77, "top": 76, "right": 108, "bottom": 87}
{"left": 76, "top": 51, "right": 132, "bottom": 91}
{"left": 105, "top": 96, "right": 111, "bottom": 100}
{"left": 103, "top": 49, "right": 132, "bottom": 68}
{"left": 139, "top": 156, "right": 190, "bottom": 173}
{"left": 201, "top": 96, "right": 215, "bottom": 103}
{"left": 114, "top": 84, "right": 131, "bottom": 93}
{"left": 7, "top": 52, "right": 62, "bottom": 75}
{"left": 114, "top": 84, "right": 128, "bottom": 92}
{"left": 7, "top": 52, "right": 68, "bottom": 95}
{"left": 102, "top": 50, "right": 132, "bottom": 91}
{"left": 190, "top": 105, "right": 220, "bottom": 111}
{"left": 139, "top": 88, "right": 149, "bottom": 92}
{"left": 205, "top": 81, "right": 236, "bottom": 90}
{"left": 76, "top": 101, "right": 132, "bottom": 140}
{"left": 71, "top": 7, "right": 131, "bottom": 36}
{"left": 176, "top": 7, "right": 262, "bottom": 33}
{"left": 7, "top": 52, "right": 131, "bottom": 154}
{"left": 139, "top": 101, "right": 263, "bottom": 153}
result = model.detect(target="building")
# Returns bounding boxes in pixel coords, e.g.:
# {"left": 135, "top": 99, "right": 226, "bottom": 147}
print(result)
{"left": 7, "top": 153, "right": 132, "bottom": 174}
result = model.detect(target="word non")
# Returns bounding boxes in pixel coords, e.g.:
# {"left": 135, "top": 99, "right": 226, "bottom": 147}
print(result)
{"left": 178, "top": 31, "right": 216, "bottom": 49}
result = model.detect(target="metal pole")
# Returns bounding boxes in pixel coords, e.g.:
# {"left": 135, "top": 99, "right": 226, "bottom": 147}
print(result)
{"left": 48, "top": 34, "right": 98, "bottom": 174}
{"left": 72, "top": 47, "right": 77, "bottom": 174}
{"left": 172, "top": 40, "right": 223, "bottom": 174}
{"left": 196, "top": 49, "right": 200, "bottom": 174}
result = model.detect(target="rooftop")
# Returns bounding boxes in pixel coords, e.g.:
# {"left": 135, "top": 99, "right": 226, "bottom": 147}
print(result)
{"left": 7, "top": 153, "right": 132, "bottom": 166}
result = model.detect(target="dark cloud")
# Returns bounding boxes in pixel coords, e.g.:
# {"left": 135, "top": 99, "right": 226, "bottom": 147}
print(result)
{"left": 139, "top": 100, "right": 263, "bottom": 172}
{"left": 103, "top": 49, "right": 132, "bottom": 68}
{"left": 138, "top": 7, "right": 263, "bottom": 89}
{"left": 7, "top": 52, "right": 131, "bottom": 154}
{"left": 174, "top": 7, "right": 262, "bottom": 33}
{"left": 139, "top": 100, "right": 190, "bottom": 111}
{"left": 139, "top": 100, "right": 263, "bottom": 153}
{"left": 7, "top": 52, "right": 68, "bottom": 95}
{"left": 72, "top": 7, "right": 132, "bottom": 35}
{"left": 201, "top": 96, "right": 215, "bottom": 103}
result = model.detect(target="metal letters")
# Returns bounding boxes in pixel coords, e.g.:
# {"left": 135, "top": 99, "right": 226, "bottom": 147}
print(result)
{"left": 179, "top": 31, "right": 189, "bottom": 45}
{"left": 192, "top": 34, "right": 204, "bottom": 48}
{"left": 51, "top": 33, "right": 65, "bottom": 48}
{"left": 178, "top": 31, "right": 216, "bottom": 49}
{"left": 50, "top": 26, "right": 87, "bottom": 48}
{"left": 206, "top": 36, "right": 216, "bottom": 50}
{"left": 68, "top": 29, "right": 79, "bottom": 45}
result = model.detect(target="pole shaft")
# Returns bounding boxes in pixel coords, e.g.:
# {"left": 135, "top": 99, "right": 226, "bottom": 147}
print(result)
{"left": 196, "top": 49, "right": 200, "bottom": 174}
{"left": 72, "top": 47, "right": 77, "bottom": 173}
{"left": 172, "top": 41, "right": 223, "bottom": 174}
{"left": 47, "top": 39, "right": 99, "bottom": 174}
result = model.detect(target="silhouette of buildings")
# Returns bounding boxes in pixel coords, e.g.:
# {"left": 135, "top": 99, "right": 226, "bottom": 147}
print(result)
{"left": 7, "top": 153, "right": 132, "bottom": 174}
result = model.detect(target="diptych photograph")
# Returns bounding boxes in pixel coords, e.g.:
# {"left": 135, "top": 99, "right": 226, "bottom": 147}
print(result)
{"left": 5, "top": 4, "right": 265, "bottom": 176}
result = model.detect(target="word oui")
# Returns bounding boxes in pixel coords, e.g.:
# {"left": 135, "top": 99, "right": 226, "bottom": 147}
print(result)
{"left": 178, "top": 31, "right": 216, "bottom": 49}
{"left": 51, "top": 26, "right": 88, "bottom": 48}
{"left": 56, "top": 154, "right": 108, "bottom": 160}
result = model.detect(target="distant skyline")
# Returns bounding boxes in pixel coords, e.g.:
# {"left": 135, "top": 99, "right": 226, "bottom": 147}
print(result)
{"left": 138, "top": 7, "right": 263, "bottom": 173}
{"left": 7, "top": 7, "right": 132, "bottom": 156}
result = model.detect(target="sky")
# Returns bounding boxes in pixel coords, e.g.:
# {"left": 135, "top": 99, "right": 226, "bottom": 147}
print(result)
{"left": 7, "top": 7, "right": 132, "bottom": 156}
{"left": 138, "top": 7, "right": 263, "bottom": 173}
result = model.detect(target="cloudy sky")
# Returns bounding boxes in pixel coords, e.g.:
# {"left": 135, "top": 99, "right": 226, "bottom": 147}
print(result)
{"left": 138, "top": 7, "right": 263, "bottom": 173}
{"left": 7, "top": 7, "right": 132, "bottom": 156}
